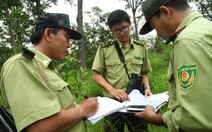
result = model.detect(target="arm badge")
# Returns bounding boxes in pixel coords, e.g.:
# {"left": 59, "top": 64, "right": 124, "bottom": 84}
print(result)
{"left": 177, "top": 64, "right": 197, "bottom": 90}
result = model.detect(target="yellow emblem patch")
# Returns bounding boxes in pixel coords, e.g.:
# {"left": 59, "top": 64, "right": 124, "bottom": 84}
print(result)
{"left": 177, "top": 64, "right": 197, "bottom": 90}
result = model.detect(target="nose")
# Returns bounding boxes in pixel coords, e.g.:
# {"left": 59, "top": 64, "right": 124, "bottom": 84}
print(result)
{"left": 119, "top": 31, "right": 125, "bottom": 35}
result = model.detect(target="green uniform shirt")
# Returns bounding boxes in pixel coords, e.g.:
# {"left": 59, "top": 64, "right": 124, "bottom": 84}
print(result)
{"left": 0, "top": 48, "right": 87, "bottom": 132}
{"left": 163, "top": 12, "right": 212, "bottom": 131}
{"left": 92, "top": 38, "right": 152, "bottom": 97}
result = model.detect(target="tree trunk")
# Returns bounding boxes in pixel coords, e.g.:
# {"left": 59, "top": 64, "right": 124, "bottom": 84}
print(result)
{"left": 132, "top": 8, "right": 139, "bottom": 39}
{"left": 77, "top": 0, "right": 87, "bottom": 68}
{"left": 3, "top": 0, "right": 16, "bottom": 53}
{"left": 35, "top": 0, "right": 41, "bottom": 16}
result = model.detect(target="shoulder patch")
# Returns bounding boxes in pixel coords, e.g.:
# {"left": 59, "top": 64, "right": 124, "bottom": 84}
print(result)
{"left": 177, "top": 64, "right": 197, "bottom": 90}
{"left": 101, "top": 41, "right": 114, "bottom": 48}
{"left": 133, "top": 39, "right": 145, "bottom": 46}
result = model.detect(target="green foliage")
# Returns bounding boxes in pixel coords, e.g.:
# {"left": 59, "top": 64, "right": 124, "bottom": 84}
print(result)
{"left": 57, "top": 56, "right": 85, "bottom": 99}
{"left": 194, "top": 0, "right": 212, "bottom": 20}
{"left": 67, "top": 67, "right": 90, "bottom": 100}
{"left": 0, "top": 0, "right": 58, "bottom": 63}
{"left": 86, "top": 119, "right": 104, "bottom": 132}
{"left": 70, "top": 7, "right": 114, "bottom": 68}
{"left": 0, "top": 1, "right": 32, "bottom": 48}
{"left": 148, "top": 44, "right": 171, "bottom": 94}
{"left": 57, "top": 56, "right": 103, "bottom": 102}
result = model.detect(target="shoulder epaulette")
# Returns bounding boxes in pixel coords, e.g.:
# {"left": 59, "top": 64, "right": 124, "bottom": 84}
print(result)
{"left": 133, "top": 39, "right": 145, "bottom": 46}
{"left": 166, "top": 25, "right": 186, "bottom": 44}
{"left": 101, "top": 41, "right": 114, "bottom": 48}
{"left": 22, "top": 48, "right": 35, "bottom": 60}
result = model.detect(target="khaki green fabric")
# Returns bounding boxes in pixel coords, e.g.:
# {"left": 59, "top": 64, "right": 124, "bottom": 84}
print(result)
{"left": 0, "top": 48, "right": 87, "bottom": 132}
{"left": 92, "top": 38, "right": 152, "bottom": 97}
{"left": 162, "top": 12, "right": 212, "bottom": 131}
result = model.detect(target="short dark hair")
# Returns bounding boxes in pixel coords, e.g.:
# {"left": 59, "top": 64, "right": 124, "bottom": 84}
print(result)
{"left": 30, "top": 28, "right": 61, "bottom": 45}
{"left": 152, "top": 0, "right": 190, "bottom": 18}
{"left": 107, "top": 9, "right": 131, "bottom": 28}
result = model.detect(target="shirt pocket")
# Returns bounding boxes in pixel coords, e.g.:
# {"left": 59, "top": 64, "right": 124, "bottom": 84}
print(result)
{"left": 131, "top": 58, "right": 143, "bottom": 73}
{"left": 49, "top": 78, "right": 76, "bottom": 109}
{"left": 105, "top": 59, "right": 121, "bottom": 77}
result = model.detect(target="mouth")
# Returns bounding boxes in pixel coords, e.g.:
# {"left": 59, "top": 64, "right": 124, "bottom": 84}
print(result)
{"left": 119, "top": 34, "right": 127, "bottom": 39}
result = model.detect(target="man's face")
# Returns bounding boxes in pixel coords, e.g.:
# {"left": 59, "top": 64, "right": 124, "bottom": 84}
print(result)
{"left": 49, "top": 29, "right": 71, "bottom": 61}
{"left": 110, "top": 21, "right": 131, "bottom": 42}
{"left": 149, "top": 13, "right": 172, "bottom": 39}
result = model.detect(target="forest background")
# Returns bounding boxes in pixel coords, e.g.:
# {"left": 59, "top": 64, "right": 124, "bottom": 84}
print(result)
{"left": 0, "top": 0, "right": 211, "bottom": 131}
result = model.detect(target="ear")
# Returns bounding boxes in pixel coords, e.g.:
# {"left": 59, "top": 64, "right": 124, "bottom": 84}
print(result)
{"left": 43, "top": 28, "right": 52, "bottom": 42}
{"left": 159, "top": 6, "right": 171, "bottom": 17}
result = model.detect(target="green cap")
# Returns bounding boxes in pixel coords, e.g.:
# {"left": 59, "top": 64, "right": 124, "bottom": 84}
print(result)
{"left": 139, "top": 0, "right": 170, "bottom": 35}
{"left": 36, "top": 13, "right": 82, "bottom": 40}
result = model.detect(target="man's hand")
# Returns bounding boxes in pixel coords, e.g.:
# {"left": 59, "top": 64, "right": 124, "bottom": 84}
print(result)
{"left": 135, "top": 105, "right": 155, "bottom": 122}
{"left": 135, "top": 105, "right": 165, "bottom": 126}
{"left": 79, "top": 97, "right": 99, "bottom": 118}
{"left": 144, "top": 88, "right": 152, "bottom": 97}
{"left": 109, "top": 88, "right": 130, "bottom": 101}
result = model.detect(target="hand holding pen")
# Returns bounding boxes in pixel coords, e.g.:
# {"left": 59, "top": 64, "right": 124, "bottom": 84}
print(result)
{"left": 79, "top": 96, "right": 99, "bottom": 118}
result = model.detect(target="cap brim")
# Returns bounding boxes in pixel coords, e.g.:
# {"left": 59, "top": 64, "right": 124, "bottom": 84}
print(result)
{"left": 139, "top": 22, "right": 153, "bottom": 35}
{"left": 68, "top": 29, "right": 82, "bottom": 40}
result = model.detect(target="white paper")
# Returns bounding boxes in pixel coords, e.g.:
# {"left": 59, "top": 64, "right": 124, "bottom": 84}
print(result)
{"left": 120, "top": 90, "right": 169, "bottom": 112}
{"left": 87, "top": 96, "right": 126, "bottom": 124}
{"left": 87, "top": 90, "right": 169, "bottom": 124}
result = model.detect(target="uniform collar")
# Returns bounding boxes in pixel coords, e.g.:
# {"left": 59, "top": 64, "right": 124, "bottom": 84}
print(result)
{"left": 165, "top": 25, "right": 186, "bottom": 44}
{"left": 29, "top": 47, "right": 53, "bottom": 68}
{"left": 165, "top": 12, "right": 203, "bottom": 44}
{"left": 130, "top": 38, "right": 136, "bottom": 49}
{"left": 116, "top": 37, "right": 134, "bottom": 49}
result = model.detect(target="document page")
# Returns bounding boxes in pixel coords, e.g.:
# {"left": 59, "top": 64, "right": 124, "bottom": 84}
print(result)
{"left": 87, "top": 96, "right": 126, "bottom": 124}
{"left": 120, "top": 90, "right": 169, "bottom": 113}
{"left": 87, "top": 90, "right": 169, "bottom": 124}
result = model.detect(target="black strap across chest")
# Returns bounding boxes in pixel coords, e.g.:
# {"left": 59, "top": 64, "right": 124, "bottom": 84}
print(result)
{"left": 113, "top": 40, "right": 130, "bottom": 80}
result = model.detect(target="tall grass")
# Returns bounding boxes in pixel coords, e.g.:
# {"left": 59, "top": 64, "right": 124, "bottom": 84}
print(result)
{"left": 145, "top": 49, "right": 170, "bottom": 132}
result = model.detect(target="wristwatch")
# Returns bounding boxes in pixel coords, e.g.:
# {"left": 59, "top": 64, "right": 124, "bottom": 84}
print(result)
{"left": 145, "top": 86, "right": 150, "bottom": 90}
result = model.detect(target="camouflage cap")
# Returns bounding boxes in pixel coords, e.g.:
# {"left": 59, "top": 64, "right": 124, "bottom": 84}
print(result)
{"left": 139, "top": 0, "right": 170, "bottom": 35}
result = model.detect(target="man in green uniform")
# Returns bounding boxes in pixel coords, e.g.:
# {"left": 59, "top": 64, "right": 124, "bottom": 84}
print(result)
{"left": 0, "top": 13, "right": 99, "bottom": 132}
{"left": 135, "top": 0, "right": 212, "bottom": 131}
{"left": 92, "top": 9, "right": 152, "bottom": 132}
